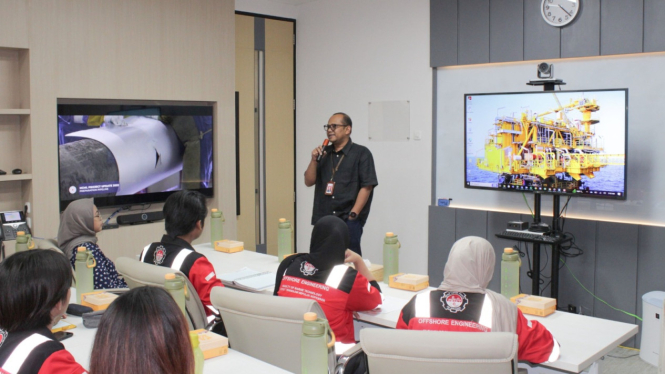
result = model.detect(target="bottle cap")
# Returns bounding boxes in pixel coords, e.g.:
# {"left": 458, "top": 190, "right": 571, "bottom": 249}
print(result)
{"left": 386, "top": 232, "right": 394, "bottom": 237}
{"left": 17, "top": 231, "right": 25, "bottom": 236}
{"left": 279, "top": 218, "right": 287, "bottom": 223}
{"left": 211, "top": 208, "right": 218, "bottom": 212}
{"left": 504, "top": 248, "right": 514, "bottom": 253}
{"left": 303, "top": 312, "right": 318, "bottom": 321}
{"left": 189, "top": 331, "right": 200, "bottom": 348}
{"left": 77, "top": 246, "right": 87, "bottom": 252}
{"left": 165, "top": 273, "right": 176, "bottom": 280}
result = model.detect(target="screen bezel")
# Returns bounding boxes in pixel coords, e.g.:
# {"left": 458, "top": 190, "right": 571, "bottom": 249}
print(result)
{"left": 463, "top": 88, "right": 628, "bottom": 200}
{"left": 57, "top": 99, "right": 215, "bottom": 211}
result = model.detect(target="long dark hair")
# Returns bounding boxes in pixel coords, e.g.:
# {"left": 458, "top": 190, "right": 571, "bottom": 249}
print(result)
{"left": 0, "top": 250, "right": 72, "bottom": 332}
{"left": 90, "top": 287, "right": 195, "bottom": 374}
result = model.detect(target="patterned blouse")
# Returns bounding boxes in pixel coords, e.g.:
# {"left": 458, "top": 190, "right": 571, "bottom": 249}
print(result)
{"left": 69, "top": 242, "right": 127, "bottom": 289}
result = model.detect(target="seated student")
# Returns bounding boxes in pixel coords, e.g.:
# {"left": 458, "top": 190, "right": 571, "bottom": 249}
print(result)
{"left": 274, "top": 215, "right": 382, "bottom": 344}
{"left": 0, "top": 250, "right": 87, "bottom": 374}
{"left": 396, "top": 236, "right": 560, "bottom": 364}
{"left": 139, "top": 190, "right": 223, "bottom": 317}
{"left": 58, "top": 198, "right": 127, "bottom": 289}
{"left": 89, "top": 287, "right": 194, "bottom": 374}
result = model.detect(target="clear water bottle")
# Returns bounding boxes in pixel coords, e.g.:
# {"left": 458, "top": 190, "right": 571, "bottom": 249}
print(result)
{"left": 277, "top": 218, "right": 292, "bottom": 261}
{"left": 164, "top": 273, "right": 187, "bottom": 317}
{"left": 75, "top": 246, "right": 96, "bottom": 303}
{"left": 189, "top": 331, "right": 205, "bottom": 374}
{"left": 210, "top": 208, "right": 225, "bottom": 244}
{"left": 301, "top": 312, "right": 335, "bottom": 374}
{"left": 15, "top": 231, "right": 29, "bottom": 252}
{"left": 383, "top": 232, "right": 400, "bottom": 283}
{"left": 501, "top": 247, "right": 520, "bottom": 298}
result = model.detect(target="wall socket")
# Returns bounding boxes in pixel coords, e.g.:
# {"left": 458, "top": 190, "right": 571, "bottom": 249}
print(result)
{"left": 567, "top": 304, "right": 578, "bottom": 314}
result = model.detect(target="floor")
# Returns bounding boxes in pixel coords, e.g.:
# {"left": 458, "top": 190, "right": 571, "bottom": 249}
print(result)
{"left": 599, "top": 346, "right": 657, "bottom": 374}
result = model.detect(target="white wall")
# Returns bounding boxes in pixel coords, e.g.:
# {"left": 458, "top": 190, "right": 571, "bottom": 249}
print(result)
{"left": 235, "top": 0, "right": 299, "bottom": 19}
{"left": 295, "top": 0, "right": 432, "bottom": 274}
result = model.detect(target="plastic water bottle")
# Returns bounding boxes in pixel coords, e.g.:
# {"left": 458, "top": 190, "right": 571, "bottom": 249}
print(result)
{"left": 15, "top": 231, "right": 29, "bottom": 252}
{"left": 190, "top": 331, "right": 205, "bottom": 374}
{"left": 277, "top": 218, "right": 292, "bottom": 261}
{"left": 164, "top": 273, "right": 187, "bottom": 317}
{"left": 75, "top": 246, "right": 96, "bottom": 303}
{"left": 383, "top": 232, "right": 400, "bottom": 283}
{"left": 301, "top": 312, "right": 335, "bottom": 374}
{"left": 210, "top": 208, "right": 225, "bottom": 244}
{"left": 501, "top": 248, "right": 520, "bottom": 298}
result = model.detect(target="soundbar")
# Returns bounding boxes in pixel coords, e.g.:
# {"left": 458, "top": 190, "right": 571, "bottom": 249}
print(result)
{"left": 116, "top": 211, "right": 164, "bottom": 226}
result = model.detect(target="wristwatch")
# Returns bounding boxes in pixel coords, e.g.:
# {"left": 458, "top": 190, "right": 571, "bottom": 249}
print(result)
{"left": 348, "top": 212, "right": 358, "bottom": 220}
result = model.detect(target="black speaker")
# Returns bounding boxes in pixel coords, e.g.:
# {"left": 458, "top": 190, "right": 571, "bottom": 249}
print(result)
{"left": 116, "top": 211, "right": 164, "bottom": 226}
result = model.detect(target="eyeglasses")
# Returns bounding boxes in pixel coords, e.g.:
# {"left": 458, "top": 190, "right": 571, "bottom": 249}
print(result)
{"left": 94, "top": 212, "right": 101, "bottom": 219}
{"left": 323, "top": 124, "right": 349, "bottom": 131}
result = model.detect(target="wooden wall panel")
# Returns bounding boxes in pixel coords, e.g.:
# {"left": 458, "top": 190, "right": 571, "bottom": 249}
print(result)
{"left": 430, "top": 0, "right": 458, "bottom": 67}
{"left": 600, "top": 0, "right": 644, "bottom": 55}
{"left": 561, "top": 0, "right": 600, "bottom": 58}
{"left": 457, "top": 0, "right": 489, "bottom": 65}
{"left": 489, "top": 0, "right": 523, "bottom": 63}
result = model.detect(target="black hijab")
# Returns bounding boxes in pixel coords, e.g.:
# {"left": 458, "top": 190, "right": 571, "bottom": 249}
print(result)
{"left": 274, "top": 216, "right": 349, "bottom": 295}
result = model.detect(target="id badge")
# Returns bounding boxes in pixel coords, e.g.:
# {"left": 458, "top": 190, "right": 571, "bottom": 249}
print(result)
{"left": 325, "top": 181, "right": 335, "bottom": 195}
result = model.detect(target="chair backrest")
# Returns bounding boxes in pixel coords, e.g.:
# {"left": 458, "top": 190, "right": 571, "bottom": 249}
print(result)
{"left": 360, "top": 329, "right": 519, "bottom": 374}
{"left": 115, "top": 257, "right": 208, "bottom": 330}
{"left": 211, "top": 287, "right": 333, "bottom": 374}
{"left": 660, "top": 298, "right": 665, "bottom": 374}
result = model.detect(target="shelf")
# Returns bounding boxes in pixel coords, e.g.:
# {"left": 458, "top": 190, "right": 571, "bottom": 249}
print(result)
{"left": 0, "top": 109, "right": 30, "bottom": 115}
{"left": 0, "top": 173, "right": 32, "bottom": 182}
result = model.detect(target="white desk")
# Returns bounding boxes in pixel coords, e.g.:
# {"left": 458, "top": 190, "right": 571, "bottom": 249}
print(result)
{"left": 197, "top": 244, "right": 639, "bottom": 374}
{"left": 62, "top": 289, "right": 290, "bottom": 373}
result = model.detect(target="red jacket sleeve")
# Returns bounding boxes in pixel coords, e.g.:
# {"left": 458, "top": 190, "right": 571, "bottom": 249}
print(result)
{"left": 189, "top": 257, "right": 224, "bottom": 316}
{"left": 345, "top": 273, "right": 382, "bottom": 312}
{"left": 395, "top": 310, "right": 409, "bottom": 329}
{"left": 39, "top": 350, "right": 88, "bottom": 374}
{"left": 516, "top": 310, "right": 558, "bottom": 363}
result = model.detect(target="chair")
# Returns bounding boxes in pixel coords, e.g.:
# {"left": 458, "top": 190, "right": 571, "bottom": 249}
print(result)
{"left": 359, "top": 329, "right": 519, "bottom": 374}
{"left": 211, "top": 287, "right": 336, "bottom": 374}
{"left": 115, "top": 257, "right": 208, "bottom": 330}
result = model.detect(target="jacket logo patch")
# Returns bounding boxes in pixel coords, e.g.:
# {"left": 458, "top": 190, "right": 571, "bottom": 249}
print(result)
{"left": 300, "top": 261, "right": 318, "bottom": 276}
{"left": 154, "top": 245, "right": 167, "bottom": 265}
{"left": 441, "top": 291, "right": 469, "bottom": 313}
{"left": 0, "top": 328, "right": 7, "bottom": 348}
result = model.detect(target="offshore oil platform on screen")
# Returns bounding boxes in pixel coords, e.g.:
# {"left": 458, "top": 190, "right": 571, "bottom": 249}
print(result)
{"left": 475, "top": 93, "right": 625, "bottom": 191}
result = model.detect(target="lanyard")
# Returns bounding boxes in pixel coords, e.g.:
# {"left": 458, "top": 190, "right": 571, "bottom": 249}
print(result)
{"left": 330, "top": 153, "right": 345, "bottom": 181}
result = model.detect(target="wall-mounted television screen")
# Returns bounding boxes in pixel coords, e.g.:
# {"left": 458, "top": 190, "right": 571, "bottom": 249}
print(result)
{"left": 57, "top": 100, "right": 214, "bottom": 211}
{"left": 464, "top": 89, "right": 627, "bottom": 199}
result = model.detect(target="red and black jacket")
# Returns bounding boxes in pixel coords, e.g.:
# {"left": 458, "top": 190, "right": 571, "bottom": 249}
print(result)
{"left": 0, "top": 327, "right": 87, "bottom": 374}
{"left": 275, "top": 256, "right": 382, "bottom": 344}
{"left": 396, "top": 290, "right": 558, "bottom": 363}
{"left": 140, "top": 235, "right": 223, "bottom": 316}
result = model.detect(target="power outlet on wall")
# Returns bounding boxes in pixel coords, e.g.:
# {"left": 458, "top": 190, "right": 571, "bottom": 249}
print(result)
{"left": 567, "top": 304, "right": 577, "bottom": 314}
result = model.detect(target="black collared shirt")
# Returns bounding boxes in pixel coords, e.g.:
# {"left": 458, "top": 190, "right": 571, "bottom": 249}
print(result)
{"left": 312, "top": 139, "right": 378, "bottom": 226}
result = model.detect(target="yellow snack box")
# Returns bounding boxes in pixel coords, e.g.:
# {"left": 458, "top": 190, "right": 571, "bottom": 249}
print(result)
{"left": 510, "top": 294, "right": 557, "bottom": 317}
{"left": 389, "top": 273, "right": 429, "bottom": 292}
{"left": 80, "top": 291, "right": 119, "bottom": 311}
{"left": 191, "top": 329, "right": 229, "bottom": 359}
{"left": 347, "top": 263, "right": 384, "bottom": 282}
{"left": 214, "top": 240, "right": 244, "bottom": 253}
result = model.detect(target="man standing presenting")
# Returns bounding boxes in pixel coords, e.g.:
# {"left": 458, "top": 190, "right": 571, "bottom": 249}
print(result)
{"left": 305, "top": 112, "right": 378, "bottom": 255}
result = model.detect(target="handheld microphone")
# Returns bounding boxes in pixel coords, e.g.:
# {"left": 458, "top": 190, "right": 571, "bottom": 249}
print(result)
{"left": 316, "top": 139, "right": 329, "bottom": 162}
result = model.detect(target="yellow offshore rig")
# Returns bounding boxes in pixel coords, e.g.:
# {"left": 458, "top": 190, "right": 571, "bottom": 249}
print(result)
{"left": 476, "top": 94, "right": 625, "bottom": 191}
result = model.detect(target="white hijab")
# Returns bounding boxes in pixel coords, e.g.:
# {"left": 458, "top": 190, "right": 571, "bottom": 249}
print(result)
{"left": 438, "top": 236, "right": 517, "bottom": 333}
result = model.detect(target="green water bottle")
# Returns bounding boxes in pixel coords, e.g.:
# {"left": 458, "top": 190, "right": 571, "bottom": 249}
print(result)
{"left": 164, "top": 273, "right": 187, "bottom": 318}
{"left": 383, "top": 232, "right": 400, "bottom": 283}
{"left": 301, "top": 312, "right": 335, "bottom": 374}
{"left": 210, "top": 208, "right": 225, "bottom": 245}
{"left": 15, "top": 231, "right": 29, "bottom": 252}
{"left": 190, "top": 331, "right": 205, "bottom": 374}
{"left": 277, "top": 218, "right": 293, "bottom": 261}
{"left": 75, "top": 246, "right": 96, "bottom": 303}
{"left": 501, "top": 248, "right": 520, "bottom": 298}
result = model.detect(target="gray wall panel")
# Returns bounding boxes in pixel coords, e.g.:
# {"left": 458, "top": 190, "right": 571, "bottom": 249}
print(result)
{"left": 489, "top": 0, "right": 524, "bottom": 63}
{"left": 455, "top": 208, "right": 487, "bottom": 239}
{"left": 457, "top": 0, "right": 490, "bottom": 65}
{"left": 595, "top": 222, "right": 638, "bottom": 347}
{"left": 600, "top": 0, "right": 643, "bottom": 55}
{"left": 524, "top": 0, "right": 561, "bottom": 61}
{"left": 430, "top": 0, "right": 458, "bottom": 67}
{"left": 561, "top": 0, "right": 600, "bottom": 58}
{"left": 557, "top": 218, "right": 597, "bottom": 316}
{"left": 644, "top": 0, "right": 665, "bottom": 52}
{"left": 428, "top": 206, "right": 457, "bottom": 286}
{"left": 635, "top": 226, "right": 665, "bottom": 348}
{"left": 487, "top": 211, "right": 522, "bottom": 292}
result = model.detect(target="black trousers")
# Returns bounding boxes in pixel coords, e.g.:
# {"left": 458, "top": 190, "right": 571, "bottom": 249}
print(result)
{"left": 346, "top": 219, "right": 363, "bottom": 256}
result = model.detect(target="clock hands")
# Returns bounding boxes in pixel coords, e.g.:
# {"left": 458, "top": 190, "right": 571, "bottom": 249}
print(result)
{"left": 557, "top": 4, "right": 572, "bottom": 17}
